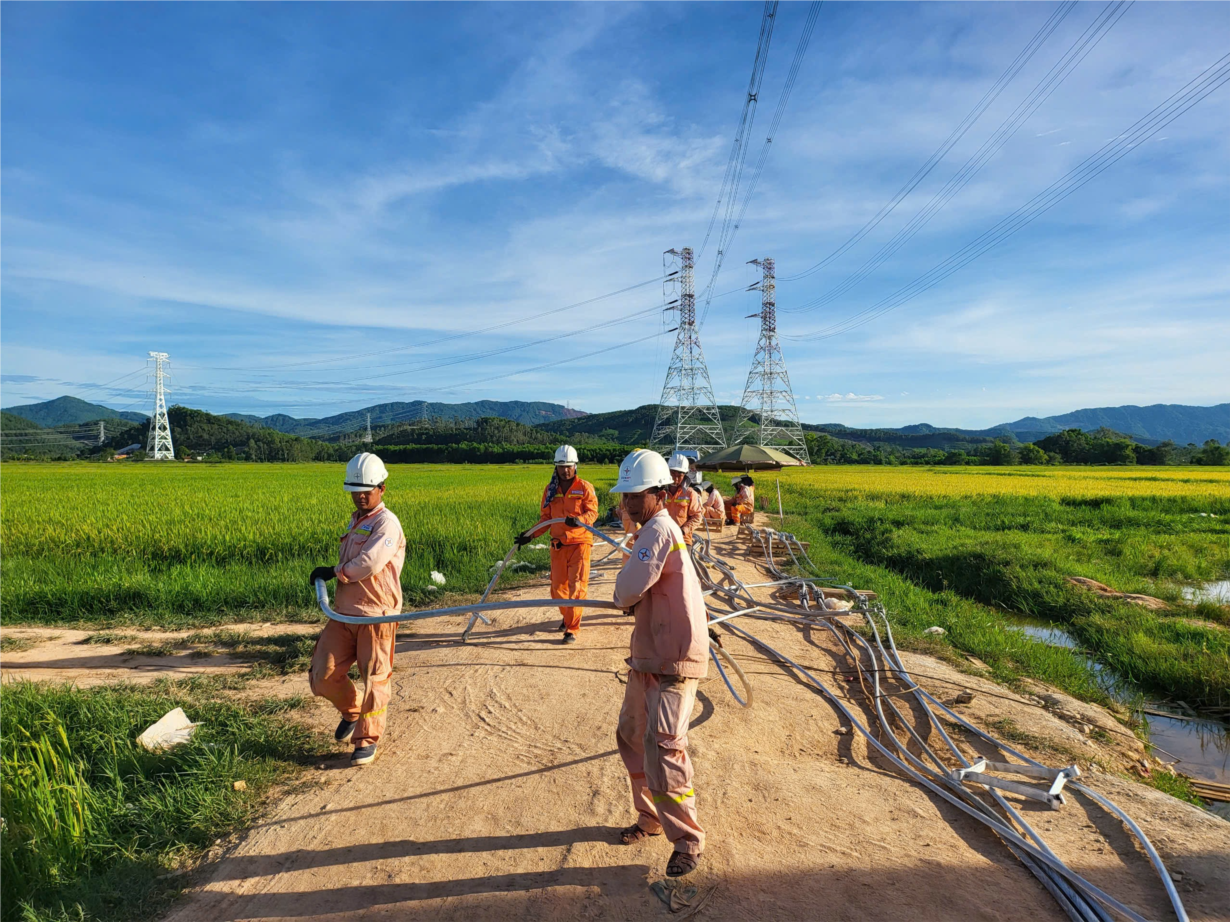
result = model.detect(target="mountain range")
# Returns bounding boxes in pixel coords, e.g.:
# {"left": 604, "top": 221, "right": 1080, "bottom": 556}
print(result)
{"left": 994, "top": 404, "right": 1229, "bottom": 444}
{"left": 222, "top": 400, "right": 586, "bottom": 438}
{"left": 3, "top": 396, "right": 1226, "bottom": 447}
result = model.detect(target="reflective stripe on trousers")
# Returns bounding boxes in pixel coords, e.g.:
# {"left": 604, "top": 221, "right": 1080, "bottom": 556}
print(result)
{"left": 616, "top": 669, "right": 704, "bottom": 855}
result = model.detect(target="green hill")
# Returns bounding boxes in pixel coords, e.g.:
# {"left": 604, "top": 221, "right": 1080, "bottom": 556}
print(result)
{"left": 3, "top": 396, "right": 148, "bottom": 427}
{"left": 536, "top": 404, "right": 742, "bottom": 445}
{"left": 225, "top": 400, "right": 586, "bottom": 439}
{"left": 997, "top": 403, "right": 1229, "bottom": 444}
{"left": 1, "top": 412, "right": 85, "bottom": 458}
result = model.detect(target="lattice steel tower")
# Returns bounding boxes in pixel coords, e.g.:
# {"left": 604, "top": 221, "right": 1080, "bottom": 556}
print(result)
{"left": 734, "top": 258, "right": 809, "bottom": 462}
{"left": 650, "top": 247, "right": 727, "bottom": 455}
{"left": 146, "top": 351, "right": 175, "bottom": 460}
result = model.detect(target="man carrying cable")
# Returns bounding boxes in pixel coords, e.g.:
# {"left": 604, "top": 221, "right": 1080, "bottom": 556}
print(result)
{"left": 308, "top": 452, "right": 406, "bottom": 767}
{"left": 664, "top": 453, "right": 704, "bottom": 546}
{"left": 516, "top": 445, "right": 598, "bottom": 645}
{"left": 610, "top": 449, "right": 708, "bottom": 878}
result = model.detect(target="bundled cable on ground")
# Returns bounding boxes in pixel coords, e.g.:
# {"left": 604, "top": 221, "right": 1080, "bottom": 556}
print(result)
{"left": 316, "top": 518, "right": 754, "bottom": 707}
{"left": 689, "top": 524, "right": 1187, "bottom": 922}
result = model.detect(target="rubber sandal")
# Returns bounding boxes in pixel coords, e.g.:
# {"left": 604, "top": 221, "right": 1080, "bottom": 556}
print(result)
{"left": 666, "top": 850, "right": 700, "bottom": 877}
{"left": 618, "top": 823, "right": 661, "bottom": 845}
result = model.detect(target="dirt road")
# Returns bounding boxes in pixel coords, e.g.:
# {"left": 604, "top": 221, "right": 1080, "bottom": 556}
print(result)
{"left": 7, "top": 534, "right": 1228, "bottom": 920}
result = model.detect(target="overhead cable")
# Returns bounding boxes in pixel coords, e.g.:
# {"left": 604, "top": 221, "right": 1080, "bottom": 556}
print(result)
{"left": 179, "top": 275, "right": 671, "bottom": 373}
{"left": 786, "top": 51, "right": 1230, "bottom": 341}
{"left": 780, "top": 1, "right": 1078, "bottom": 283}
{"left": 785, "top": 0, "right": 1133, "bottom": 314}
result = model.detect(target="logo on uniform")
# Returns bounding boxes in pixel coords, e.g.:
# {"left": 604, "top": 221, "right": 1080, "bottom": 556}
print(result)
{"left": 384, "top": 538, "right": 394, "bottom": 547}
{"left": 637, "top": 548, "right": 651, "bottom": 562}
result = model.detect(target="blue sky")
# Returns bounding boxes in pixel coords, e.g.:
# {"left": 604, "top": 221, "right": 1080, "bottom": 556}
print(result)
{"left": 2, "top": 1, "right": 1227, "bottom": 428}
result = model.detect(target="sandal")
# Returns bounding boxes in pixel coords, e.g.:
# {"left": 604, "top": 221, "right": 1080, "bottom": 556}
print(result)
{"left": 618, "top": 823, "right": 661, "bottom": 845}
{"left": 666, "top": 850, "right": 700, "bottom": 877}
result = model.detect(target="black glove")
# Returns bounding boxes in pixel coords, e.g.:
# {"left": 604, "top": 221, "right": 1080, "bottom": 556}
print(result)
{"left": 564, "top": 516, "right": 581, "bottom": 528}
{"left": 513, "top": 533, "right": 533, "bottom": 547}
{"left": 309, "top": 566, "right": 336, "bottom": 586}
{"left": 708, "top": 627, "right": 723, "bottom": 649}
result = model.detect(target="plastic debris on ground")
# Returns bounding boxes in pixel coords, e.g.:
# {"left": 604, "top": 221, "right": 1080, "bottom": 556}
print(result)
{"left": 137, "top": 707, "right": 200, "bottom": 751}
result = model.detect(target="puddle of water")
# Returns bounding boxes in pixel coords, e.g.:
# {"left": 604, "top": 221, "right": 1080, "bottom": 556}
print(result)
{"left": 1146, "top": 712, "right": 1230, "bottom": 785}
{"left": 1182, "top": 580, "right": 1230, "bottom": 605}
{"left": 1002, "top": 612, "right": 1081, "bottom": 650}
{"left": 1000, "top": 612, "right": 1230, "bottom": 786}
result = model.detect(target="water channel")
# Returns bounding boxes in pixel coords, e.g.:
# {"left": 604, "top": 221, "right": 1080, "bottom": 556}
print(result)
{"left": 1001, "top": 611, "right": 1230, "bottom": 787}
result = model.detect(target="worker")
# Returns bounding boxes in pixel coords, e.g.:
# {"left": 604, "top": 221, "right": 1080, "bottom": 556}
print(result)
{"left": 725, "top": 474, "right": 755, "bottom": 525}
{"left": 516, "top": 445, "right": 598, "bottom": 644}
{"left": 700, "top": 481, "right": 725, "bottom": 521}
{"left": 664, "top": 453, "right": 704, "bottom": 545}
{"left": 308, "top": 452, "right": 407, "bottom": 767}
{"left": 610, "top": 449, "right": 708, "bottom": 877}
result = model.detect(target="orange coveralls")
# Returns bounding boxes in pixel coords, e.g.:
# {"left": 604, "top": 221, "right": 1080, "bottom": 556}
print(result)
{"left": 538, "top": 476, "right": 599, "bottom": 633}
{"left": 726, "top": 483, "right": 754, "bottom": 524}
{"left": 309, "top": 503, "right": 406, "bottom": 748}
{"left": 613, "top": 509, "right": 709, "bottom": 856}
{"left": 664, "top": 482, "right": 704, "bottom": 545}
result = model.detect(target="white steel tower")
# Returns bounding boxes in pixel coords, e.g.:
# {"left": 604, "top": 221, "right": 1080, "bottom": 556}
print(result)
{"left": 650, "top": 247, "right": 727, "bottom": 455}
{"left": 734, "top": 258, "right": 809, "bottom": 463}
{"left": 146, "top": 351, "right": 175, "bottom": 460}
{"left": 364, "top": 413, "right": 373, "bottom": 444}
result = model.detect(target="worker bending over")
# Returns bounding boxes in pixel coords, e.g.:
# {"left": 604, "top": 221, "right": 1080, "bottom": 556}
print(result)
{"left": 308, "top": 452, "right": 407, "bottom": 767}
{"left": 517, "top": 445, "right": 598, "bottom": 644}
{"left": 610, "top": 449, "right": 708, "bottom": 877}
{"left": 725, "top": 474, "right": 755, "bottom": 525}
{"left": 664, "top": 453, "right": 704, "bottom": 545}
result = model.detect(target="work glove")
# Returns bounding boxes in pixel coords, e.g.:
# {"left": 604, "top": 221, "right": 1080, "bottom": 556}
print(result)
{"left": 564, "top": 516, "right": 581, "bottom": 528}
{"left": 309, "top": 565, "right": 336, "bottom": 586}
{"left": 708, "top": 627, "right": 723, "bottom": 649}
{"left": 513, "top": 533, "right": 533, "bottom": 547}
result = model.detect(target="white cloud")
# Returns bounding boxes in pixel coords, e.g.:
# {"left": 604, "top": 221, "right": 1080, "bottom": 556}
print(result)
{"left": 820, "top": 393, "right": 884, "bottom": 402}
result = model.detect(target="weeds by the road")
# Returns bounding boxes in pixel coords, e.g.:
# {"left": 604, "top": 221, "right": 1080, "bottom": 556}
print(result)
{"left": 780, "top": 477, "right": 1230, "bottom": 707}
{"left": 0, "top": 681, "right": 328, "bottom": 922}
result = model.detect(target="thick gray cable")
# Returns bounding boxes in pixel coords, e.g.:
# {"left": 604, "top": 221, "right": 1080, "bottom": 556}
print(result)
{"left": 692, "top": 531, "right": 1160, "bottom": 922}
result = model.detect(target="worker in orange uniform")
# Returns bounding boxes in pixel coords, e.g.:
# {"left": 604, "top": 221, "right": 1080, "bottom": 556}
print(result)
{"left": 517, "top": 445, "right": 598, "bottom": 644}
{"left": 610, "top": 449, "right": 709, "bottom": 877}
{"left": 725, "top": 474, "right": 755, "bottom": 524}
{"left": 308, "top": 452, "right": 406, "bottom": 767}
{"left": 664, "top": 453, "right": 704, "bottom": 545}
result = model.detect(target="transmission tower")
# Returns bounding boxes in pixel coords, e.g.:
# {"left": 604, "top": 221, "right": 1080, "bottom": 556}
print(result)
{"left": 650, "top": 247, "right": 727, "bottom": 455}
{"left": 146, "top": 352, "right": 175, "bottom": 460}
{"left": 364, "top": 413, "right": 373, "bottom": 444}
{"left": 734, "top": 258, "right": 809, "bottom": 463}
{"left": 98, "top": 420, "right": 106, "bottom": 447}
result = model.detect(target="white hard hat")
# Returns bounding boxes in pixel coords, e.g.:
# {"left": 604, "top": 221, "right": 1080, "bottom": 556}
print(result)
{"left": 554, "top": 444, "right": 579, "bottom": 465}
{"left": 344, "top": 452, "right": 389, "bottom": 492}
{"left": 610, "top": 449, "right": 672, "bottom": 494}
{"left": 667, "top": 452, "right": 690, "bottom": 473}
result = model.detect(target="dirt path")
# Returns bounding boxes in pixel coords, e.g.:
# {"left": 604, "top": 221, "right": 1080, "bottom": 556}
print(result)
{"left": 6, "top": 535, "right": 1228, "bottom": 920}
{"left": 0, "top": 623, "right": 320, "bottom": 686}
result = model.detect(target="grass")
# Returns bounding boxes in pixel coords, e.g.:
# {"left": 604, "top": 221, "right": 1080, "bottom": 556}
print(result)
{"left": 1, "top": 634, "right": 55, "bottom": 653}
{"left": 1, "top": 463, "right": 619, "bottom": 626}
{"left": 0, "top": 680, "right": 328, "bottom": 922}
{"left": 79, "top": 632, "right": 139, "bottom": 646}
{"left": 776, "top": 466, "right": 1230, "bottom": 708}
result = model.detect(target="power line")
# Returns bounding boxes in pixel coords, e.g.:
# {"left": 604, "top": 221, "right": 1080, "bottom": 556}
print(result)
{"left": 785, "top": 0, "right": 1132, "bottom": 314}
{"left": 698, "top": 0, "right": 823, "bottom": 329}
{"left": 697, "top": 1, "right": 780, "bottom": 265}
{"left": 180, "top": 275, "right": 671, "bottom": 373}
{"left": 786, "top": 51, "right": 1230, "bottom": 342}
{"left": 780, "top": 0, "right": 1078, "bottom": 283}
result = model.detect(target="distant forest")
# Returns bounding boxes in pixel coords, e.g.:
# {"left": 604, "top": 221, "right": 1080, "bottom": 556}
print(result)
{"left": 2, "top": 404, "right": 1227, "bottom": 466}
